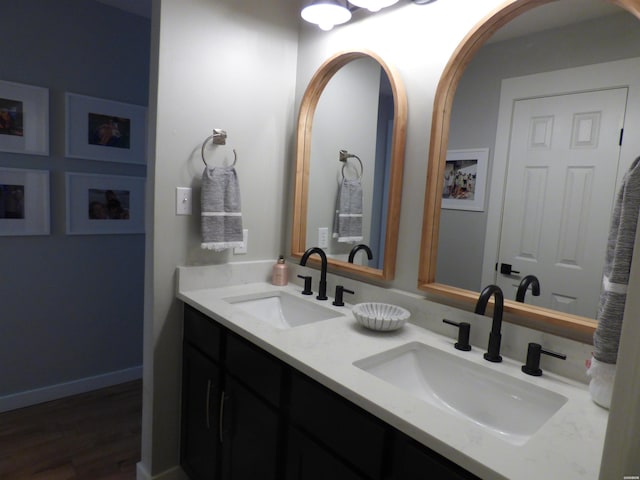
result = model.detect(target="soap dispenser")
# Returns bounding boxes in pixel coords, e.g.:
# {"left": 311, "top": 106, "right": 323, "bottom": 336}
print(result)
{"left": 272, "top": 255, "right": 288, "bottom": 286}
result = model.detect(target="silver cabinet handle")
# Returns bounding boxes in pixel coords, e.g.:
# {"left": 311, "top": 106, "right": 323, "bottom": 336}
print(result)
{"left": 205, "top": 379, "right": 212, "bottom": 429}
{"left": 219, "top": 390, "right": 226, "bottom": 443}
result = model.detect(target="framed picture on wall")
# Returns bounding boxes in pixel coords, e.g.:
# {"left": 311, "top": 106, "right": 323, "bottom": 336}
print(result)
{"left": 65, "top": 93, "right": 147, "bottom": 164}
{"left": 0, "top": 80, "right": 49, "bottom": 156}
{"left": 65, "top": 172, "right": 145, "bottom": 235}
{"left": 0, "top": 167, "right": 50, "bottom": 236}
{"left": 441, "top": 148, "right": 489, "bottom": 212}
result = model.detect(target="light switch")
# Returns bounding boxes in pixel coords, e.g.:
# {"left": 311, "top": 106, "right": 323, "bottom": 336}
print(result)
{"left": 176, "top": 187, "right": 192, "bottom": 215}
{"left": 234, "top": 229, "right": 248, "bottom": 254}
{"left": 318, "top": 227, "right": 329, "bottom": 248}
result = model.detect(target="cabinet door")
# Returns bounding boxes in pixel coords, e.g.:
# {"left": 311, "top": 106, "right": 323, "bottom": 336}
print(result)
{"left": 289, "top": 371, "right": 386, "bottom": 479}
{"left": 390, "top": 433, "right": 479, "bottom": 480}
{"left": 181, "top": 345, "right": 221, "bottom": 480}
{"left": 220, "top": 375, "right": 280, "bottom": 480}
{"left": 285, "top": 426, "right": 367, "bottom": 480}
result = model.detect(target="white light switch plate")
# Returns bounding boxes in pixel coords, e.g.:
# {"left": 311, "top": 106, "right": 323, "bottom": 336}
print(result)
{"left": 234, "top": 229, "right": 248, "bottom": 254}
{"left": 176, "top": 187, "right": 192, "bottom": 215}
{"left": 318, "top": 227, "right": 329, "bottom": 248}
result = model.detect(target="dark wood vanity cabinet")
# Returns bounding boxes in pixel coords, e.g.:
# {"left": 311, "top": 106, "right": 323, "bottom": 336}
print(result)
{"left": 181, "top": 305, "right": 282, "bottom": 480}
{"left": 181, "top": 304, "right": 478, "bottom": 480}
{"left": 181, "top": 344, "right": 221, "bottom": 480}
{"left": 389, "top": 433, "right": 479, "bottom": 480}
{"left": 287, "top": 370, "right": 387, "bottom": 479}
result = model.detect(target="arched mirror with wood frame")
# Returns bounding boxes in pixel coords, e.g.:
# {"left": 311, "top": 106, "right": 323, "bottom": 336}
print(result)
{"left": 418, "top": 0, "right": 640, "bottom": 343}
{"left": 292, "top": 50, "right": 407, "bottom": 280}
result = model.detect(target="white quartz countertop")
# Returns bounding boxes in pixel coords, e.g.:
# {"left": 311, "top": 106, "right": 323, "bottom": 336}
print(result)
{"left": 177, "top": 281, "right": 608, "bottom": 480}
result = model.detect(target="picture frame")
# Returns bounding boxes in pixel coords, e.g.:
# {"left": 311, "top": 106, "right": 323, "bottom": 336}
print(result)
{"left": 65, "top": 93, "right": 147, "bottom": 164}
{"left": 0, "top": 80, "right": 49, "bottom": 155}
{"left": 441, "top": 148, "right": 489, "bottom": 212}
{"left": 65, "top": 172, "right": 145, "bottom": 235}
{"left": 0, "top": 167, "right": 50, "bottom": 236}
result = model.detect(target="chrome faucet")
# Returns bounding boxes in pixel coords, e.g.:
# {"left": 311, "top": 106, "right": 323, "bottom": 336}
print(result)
{"left": 348, "top": 244, "right": 373, "bottom": 264}
{"left": 474, "top": 285, "right": 504, "bottom": 362}
{"left": 300, "top": 247, "right": 328, "bottom": 300}
{"left": 515, "top": 275, "right": 540, "bottom": 303}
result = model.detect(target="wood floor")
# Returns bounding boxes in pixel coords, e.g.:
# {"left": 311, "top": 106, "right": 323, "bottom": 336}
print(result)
{"left": 0, "top": 380, "right": 142, "bottom": 480}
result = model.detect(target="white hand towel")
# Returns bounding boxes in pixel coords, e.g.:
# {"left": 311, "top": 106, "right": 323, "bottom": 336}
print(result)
{"left": 332, "top": 178, "right": 363, "bottom": 243}
{"left": 201, "top": 166, "right": 244, "bottom": 251}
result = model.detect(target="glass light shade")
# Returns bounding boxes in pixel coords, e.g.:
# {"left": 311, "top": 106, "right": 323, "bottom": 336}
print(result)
{"left": 301, "top": 0, "right": 352, "bottom": 31}
{"left": 348, "top": 0, "right": 399, "bottom": 12}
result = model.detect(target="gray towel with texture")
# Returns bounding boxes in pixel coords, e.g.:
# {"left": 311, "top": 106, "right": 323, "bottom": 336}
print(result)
{"left": 201, "top": 166, "right": 243, "bottom": 251}
{"left": 593, "top": 157, "right": 640, "bottom": 364}
{"left": 332, "top": 178, "right": 363, "bottom": 243}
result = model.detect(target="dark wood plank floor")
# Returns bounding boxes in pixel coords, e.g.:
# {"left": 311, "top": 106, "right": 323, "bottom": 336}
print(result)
{"left": 0, "top": 380, "right": 142, "bottom": 480}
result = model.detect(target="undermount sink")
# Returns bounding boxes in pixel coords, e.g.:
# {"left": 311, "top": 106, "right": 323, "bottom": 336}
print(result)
{"left": 354, "top": 342, "right": 568, "bottom": 445}
{"left": 224, "top": 290, "right": 344, "bottom": 329}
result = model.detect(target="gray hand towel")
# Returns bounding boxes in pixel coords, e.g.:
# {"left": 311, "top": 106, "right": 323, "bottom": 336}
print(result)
{"left": 332, "top": 177, "right": 363, "bottom": 243}
{"left": 201, "top": 166, "right": 244, "bottom": 251}
{"left": 593, "top": 156, "right": 640, "bottom": 364}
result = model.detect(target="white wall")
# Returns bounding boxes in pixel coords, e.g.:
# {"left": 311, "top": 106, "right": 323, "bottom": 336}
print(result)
{"left": 142, "top": 0, "right": 299, "bottom": 476}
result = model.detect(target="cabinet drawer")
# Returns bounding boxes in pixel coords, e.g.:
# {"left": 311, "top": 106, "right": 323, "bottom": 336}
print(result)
{"left": 184, "top": 304, "right": 222, "bottom": 361}
{"left": 225, "top": 332, "right": 283, "bottom": 407}
{"left": 290, "top": 371, "right": 386, "bottom": 479}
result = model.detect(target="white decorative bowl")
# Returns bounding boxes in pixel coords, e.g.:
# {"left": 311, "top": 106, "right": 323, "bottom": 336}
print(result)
{"left": 352, "top": 302, "right": 410, "bottom": 331}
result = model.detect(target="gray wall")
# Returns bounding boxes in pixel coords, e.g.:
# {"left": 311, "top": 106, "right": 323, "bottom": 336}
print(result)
{"left": 437, "top": 12, "right": 640, "bottom": 291}
{"left": 0, "top": 0, "right": 149, "bottom": 402}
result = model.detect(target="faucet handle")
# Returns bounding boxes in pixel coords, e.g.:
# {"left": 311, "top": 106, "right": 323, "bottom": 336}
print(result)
{"left": 442, "top": 319, "right": 472, "bottom": 351}
{"left": 521, "top": 342, "right": 566, "bottom": 376}
{"left": 332, "top": 285, "right": 354, "bottom": 306}
{"left": 297, "top": 275, "right": 313, "bottom": 295}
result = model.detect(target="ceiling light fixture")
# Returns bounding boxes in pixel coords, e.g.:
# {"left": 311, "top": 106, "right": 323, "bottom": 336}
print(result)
{"left": 348, "top": 0, "right": 399, "bottom": 13}
{"left": 302, "top": 0, "right": 435, "bottom": 31}
{"left": 301, "top": 0, "right": 352, "bottom": 31}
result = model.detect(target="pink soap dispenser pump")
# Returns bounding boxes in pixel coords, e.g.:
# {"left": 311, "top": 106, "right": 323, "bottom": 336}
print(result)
{"left": 272, "top": 255, "right": 288, "bottom": 286}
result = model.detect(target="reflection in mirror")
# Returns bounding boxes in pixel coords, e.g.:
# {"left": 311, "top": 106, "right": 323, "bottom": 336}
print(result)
{"left": 292, "top": 50, "right": 407, "bottom": 281}
{"left": 419, "top": 0, "right": 640, "bottom": 340}
{"left": 306, "top": 58, "right": 393, "bottom": 268}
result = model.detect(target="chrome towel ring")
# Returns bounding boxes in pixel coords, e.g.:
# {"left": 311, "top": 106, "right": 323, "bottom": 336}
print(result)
{"left": 339, "top": 149, "right": 363, "bottom": 180}
{"left": 201, "top": 128, "right": 237, "bottom": 167}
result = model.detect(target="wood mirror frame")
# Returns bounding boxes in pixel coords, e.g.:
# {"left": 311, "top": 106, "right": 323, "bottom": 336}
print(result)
{"left": 291, "top": 49, "right": 407, "bottom": 280}
{"left": 418, "top": 0, "right": 640, "bottom": 343}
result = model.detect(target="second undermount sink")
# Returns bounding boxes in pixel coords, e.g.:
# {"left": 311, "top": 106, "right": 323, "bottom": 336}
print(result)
{"left": 224, "top": 290, "right": 344, "bottom": 329}
{"left": 354, "top": 342, "right": 568, "bottom": 445}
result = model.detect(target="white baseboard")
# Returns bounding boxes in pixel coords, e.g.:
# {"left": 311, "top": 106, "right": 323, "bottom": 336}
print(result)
{"left": 137, "top": 463, "right": 188, "bottom": 480}
{"left": 0, "top": 365, "right": 142, "bottom": 413}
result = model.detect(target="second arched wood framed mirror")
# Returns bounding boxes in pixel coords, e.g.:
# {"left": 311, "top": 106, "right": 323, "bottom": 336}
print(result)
{"left": 418, "top": 0, "right": 640, "bottom": 342}
{"left": 292, "top": 50, "right": 407, "bottom": 281}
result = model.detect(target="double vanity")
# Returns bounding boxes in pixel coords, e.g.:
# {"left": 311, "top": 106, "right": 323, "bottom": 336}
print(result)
{"left": 177, "top": 264, "right": 608, "bottom": 480}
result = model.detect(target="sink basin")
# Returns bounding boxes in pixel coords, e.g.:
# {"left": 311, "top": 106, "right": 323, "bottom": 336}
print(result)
{"left": 354, "top": 342, "right": 568, "bottom": 445}
{"left": 224, "top": 291, "right": 344, "bottom": 329}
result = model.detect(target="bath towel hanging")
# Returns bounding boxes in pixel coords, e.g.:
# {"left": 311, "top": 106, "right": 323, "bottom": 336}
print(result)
{"left": 201, "top": 166, "right": 244, "bottom": 251}
{"left": 587, "top": 156, "right": 640, "bottom": 408}
{"left": 332, "top": 178, "right": 363, "bottom": 243}
{"left": 332, "top": 151, "right": 364, "bottom": 243}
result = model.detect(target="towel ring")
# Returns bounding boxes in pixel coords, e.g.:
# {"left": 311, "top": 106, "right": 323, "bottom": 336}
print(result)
{"left": 339, "top": 149, "right": 363, "bottom": 180}
{"left": 201, "top": 129, "right": 237, "bottom": 167}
